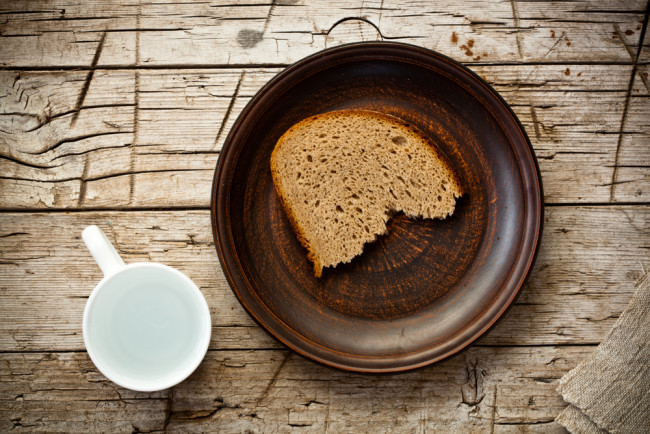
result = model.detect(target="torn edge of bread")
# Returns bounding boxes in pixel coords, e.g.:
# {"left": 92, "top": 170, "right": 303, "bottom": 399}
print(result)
{"left": 270, "top": 109, "right": 464, "bottom": 278}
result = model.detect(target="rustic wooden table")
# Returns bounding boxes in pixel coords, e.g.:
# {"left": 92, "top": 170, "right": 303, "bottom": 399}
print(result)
{"left": 1, "top": 1, "right": 649, "bottom": 432}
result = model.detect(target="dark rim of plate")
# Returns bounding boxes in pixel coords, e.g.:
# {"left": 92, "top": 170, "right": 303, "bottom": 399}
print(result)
{"left": 211, "top": 41, "right": 544, "bottom": 372}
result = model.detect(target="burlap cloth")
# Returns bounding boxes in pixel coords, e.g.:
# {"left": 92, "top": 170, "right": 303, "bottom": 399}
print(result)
{"left": 556, "top": 271, "right": 650, "bottom": 433}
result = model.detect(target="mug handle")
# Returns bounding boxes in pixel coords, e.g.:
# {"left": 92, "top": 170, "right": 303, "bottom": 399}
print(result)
{"left": 82, "top": 225, "right": 126, "bottom": 277}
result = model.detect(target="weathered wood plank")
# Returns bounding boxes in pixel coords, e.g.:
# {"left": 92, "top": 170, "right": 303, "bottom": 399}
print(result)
{"left": 639, "top": 19, "right": 650, "bottom": 63}
{"left": 515, "top": 1, "right": 646, "bottom": 64}
{"left": 481, "top": 205, "right": 649, "bottom": 345}
{"left": 0, "top": 0, "right": 645, "bottom": 68}
{"left": 0, "top": 206, "right": 647, "bottom": 352}
{"left": 612, "top": 89, "right": 650, "bottom": 202}
{"left": 633, "top": 63, "right": 649, "bottom": 96}
{"left": 2, "top": 66, "right": 647, "bottom": 208}
{"left": 0, "top": 346, "right": 590, "bottom": 432}
{"left": 0, "top": 1, "right": 646, "bottom": 430}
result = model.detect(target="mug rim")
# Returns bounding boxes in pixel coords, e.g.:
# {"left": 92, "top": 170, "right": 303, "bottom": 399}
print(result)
{"left": 82, "top": 262, "right": 212, "bottom": 392}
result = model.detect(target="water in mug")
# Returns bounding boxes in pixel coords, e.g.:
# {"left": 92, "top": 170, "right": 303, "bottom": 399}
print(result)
{"left": 85, "top": 267, "right": 205, "bottom": 382}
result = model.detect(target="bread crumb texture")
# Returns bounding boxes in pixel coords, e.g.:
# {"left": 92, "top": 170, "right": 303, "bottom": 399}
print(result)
{"left": 270, "top": 110, "right": 463, "bottom": 277}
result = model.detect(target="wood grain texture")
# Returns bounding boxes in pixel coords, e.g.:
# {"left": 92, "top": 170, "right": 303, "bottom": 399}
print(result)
{"left": 2, "top": 65, "right": 648, "bottom": 208}
{"left": 614, "top": 84, "right": 650, "bottom": 202}
{"left": 0, "top": 346, "right": 591, "bottom": 432}
{"left": 639, "top": 17, "right": 650, "bottom": 63}
{"left": 0, "top": 0, "right": 646, "bottom": 67}
{"left": 1, "top": 0, "right": 649, "bottom": 429}
{"left": 0, "top": 207, "right": 647, "bottom": 353}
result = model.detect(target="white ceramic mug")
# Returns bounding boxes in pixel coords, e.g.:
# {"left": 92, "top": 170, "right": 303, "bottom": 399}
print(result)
{"left": 81, "top": 225, "right": 211, "bottom": 392}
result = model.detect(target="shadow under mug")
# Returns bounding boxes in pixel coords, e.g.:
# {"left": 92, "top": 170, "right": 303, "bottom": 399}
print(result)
{"left": 81, "top": 225, "right": 211, "bottom": 392}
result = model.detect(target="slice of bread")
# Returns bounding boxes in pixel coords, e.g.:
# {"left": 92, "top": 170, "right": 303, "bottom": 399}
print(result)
{"left": 270, "top": 109, "right": 463, "bottom": 277}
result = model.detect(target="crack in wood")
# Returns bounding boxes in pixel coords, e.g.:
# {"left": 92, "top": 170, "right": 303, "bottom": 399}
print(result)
{"left": 74, "top": 27, "right": 192, "bottom": 34}
{"left": 377, "top": 0, "right": 386, "bottom": 27}
{"left": 0, "top": 9, "right": 63, "bottom": 15}
{"left": 342, "top": 5, "right": 398, "bottom": 12}
{"left": 0, "top": 205, "right": 212, "bottom": 213}
{"left": 614, "top": 24, "right": 636, "bottom": 61}
{"left": 220, "top": 16, "right": 267, "bottom": 21}
{"left": 529, "top": 104, "right": 542, "bottom": 140}
{"left": 531, "top": 376, "right": 558, "bottom": 383}
{"left": 70, "top": 31, "right": 106, "bottom": 127}
{"left": 539, "top": 18, "right": 632, "bottom": 24}
{"left": 50, "top": 141, "right": 134, "bottom": 162}
{"left": 578, "top": 314, "right": 620, "bottom": 322}
{"left": 0, "top": 168, "right": 211, "bottom": 185}
{"left": 163, "top": 395, "right": 243, "bottom": 428}
{"left": 509, "top": 0, "right": 524, "bottom": 60}
{"left": 573, "top": 8, "right": 647, "bottom": 14}
{"left": 14, "top": 87, "right": 27, "bottom": 112}
{"left": 302, "top": 399, "right": 327, "bottom": 407}
{"left": 173, "top": 404, "right": 243, "bottom": 422}
{"left": 0, "top": 154, "right": 64, "bottom": 170}
{"left": 256, "top": 352, "right": 290, "bottom": 406}
{"left": 263, "top": 0, "right": 276, "bottom": 34}
{"left": 0, "top": 232, "right": 29, "bottom": 238}
{"left": 161, "top": 388, "right": 174, "bottom": 431}
{"left": 77, "top": 155, "right": 90, "bottom": 207}
{"left": 545, "top": 357, "right": 561, "bottom": 366}
{"left": 489, "top": 386, "right": 498, "bottom": 434}
{"left": 610, "top": 4, "right": 649, "bottom": 202}
{"left": 621, "top": 207, "right": 647, "bottom": 233}
{"left": 127, "top": 2, "right": 142, "bottom": 206}
{"left": 460, "top": 357, "right": 486, "bottom": 407}
{"left": 212, "top": 71, "right": 245, "bottom": 150}
{"left": 29, "top": 16, "right": 115, "bottom": 22}
{"left": 138, "top": 149, "right": 219, "bottom": 156}
{"left": 23, "top": 104, "right": 134, "bottom": 133}
{"left": 209, "top": 3, "right": 274, "bottom": 7}
{"left": 9, "top": 417, "right": 38, "bottom": 430}
{"left": 11, "top": 72, "right": 21, "bottom": 90}
{"left": 468, "top": 19, "right": 507, "bottom": 26}
{"left": 130, "top": 71, "right": 140, "bottom": 206}
{"left": 476, "top": 343, "right": 599, "bottom": 348}
{"left": 0, "top": 112, "right": 39, "bottom": 119}
{"left": 23, "top": 131, "right": 132, "bottom": 156}
{"left": 135, "top": 3, "right": 141, "bottom": 65}
{"left": 0, "top": 255, "right": 48, "bottom": 262}
{"left": 536, "top": 151, "right": 610, "bottom": 161}
{"left": 138, "top": 106, "right": 211, "bottom": 111}
{"left": 495, "top": 419, "right": 555, "bottom": 425}
{"left": 541, "top": 31, "right": 566, "bottom": 61}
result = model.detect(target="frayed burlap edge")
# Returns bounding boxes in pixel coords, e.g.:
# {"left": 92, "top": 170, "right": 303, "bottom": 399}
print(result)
{"left": 556, "top": 272, "right": 650, "bottom": 434}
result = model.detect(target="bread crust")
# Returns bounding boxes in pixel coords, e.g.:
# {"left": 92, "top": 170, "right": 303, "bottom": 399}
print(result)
{"left": 270, "top": 119, "right": 325, "bottom": 277}
{"left": 270, "top": 109, "right": 463, "bottom": 278}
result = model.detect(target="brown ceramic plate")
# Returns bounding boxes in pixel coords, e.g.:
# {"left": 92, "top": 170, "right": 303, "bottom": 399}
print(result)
{"left": 212, "top": 42, "right": 542, "bottom": 372}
